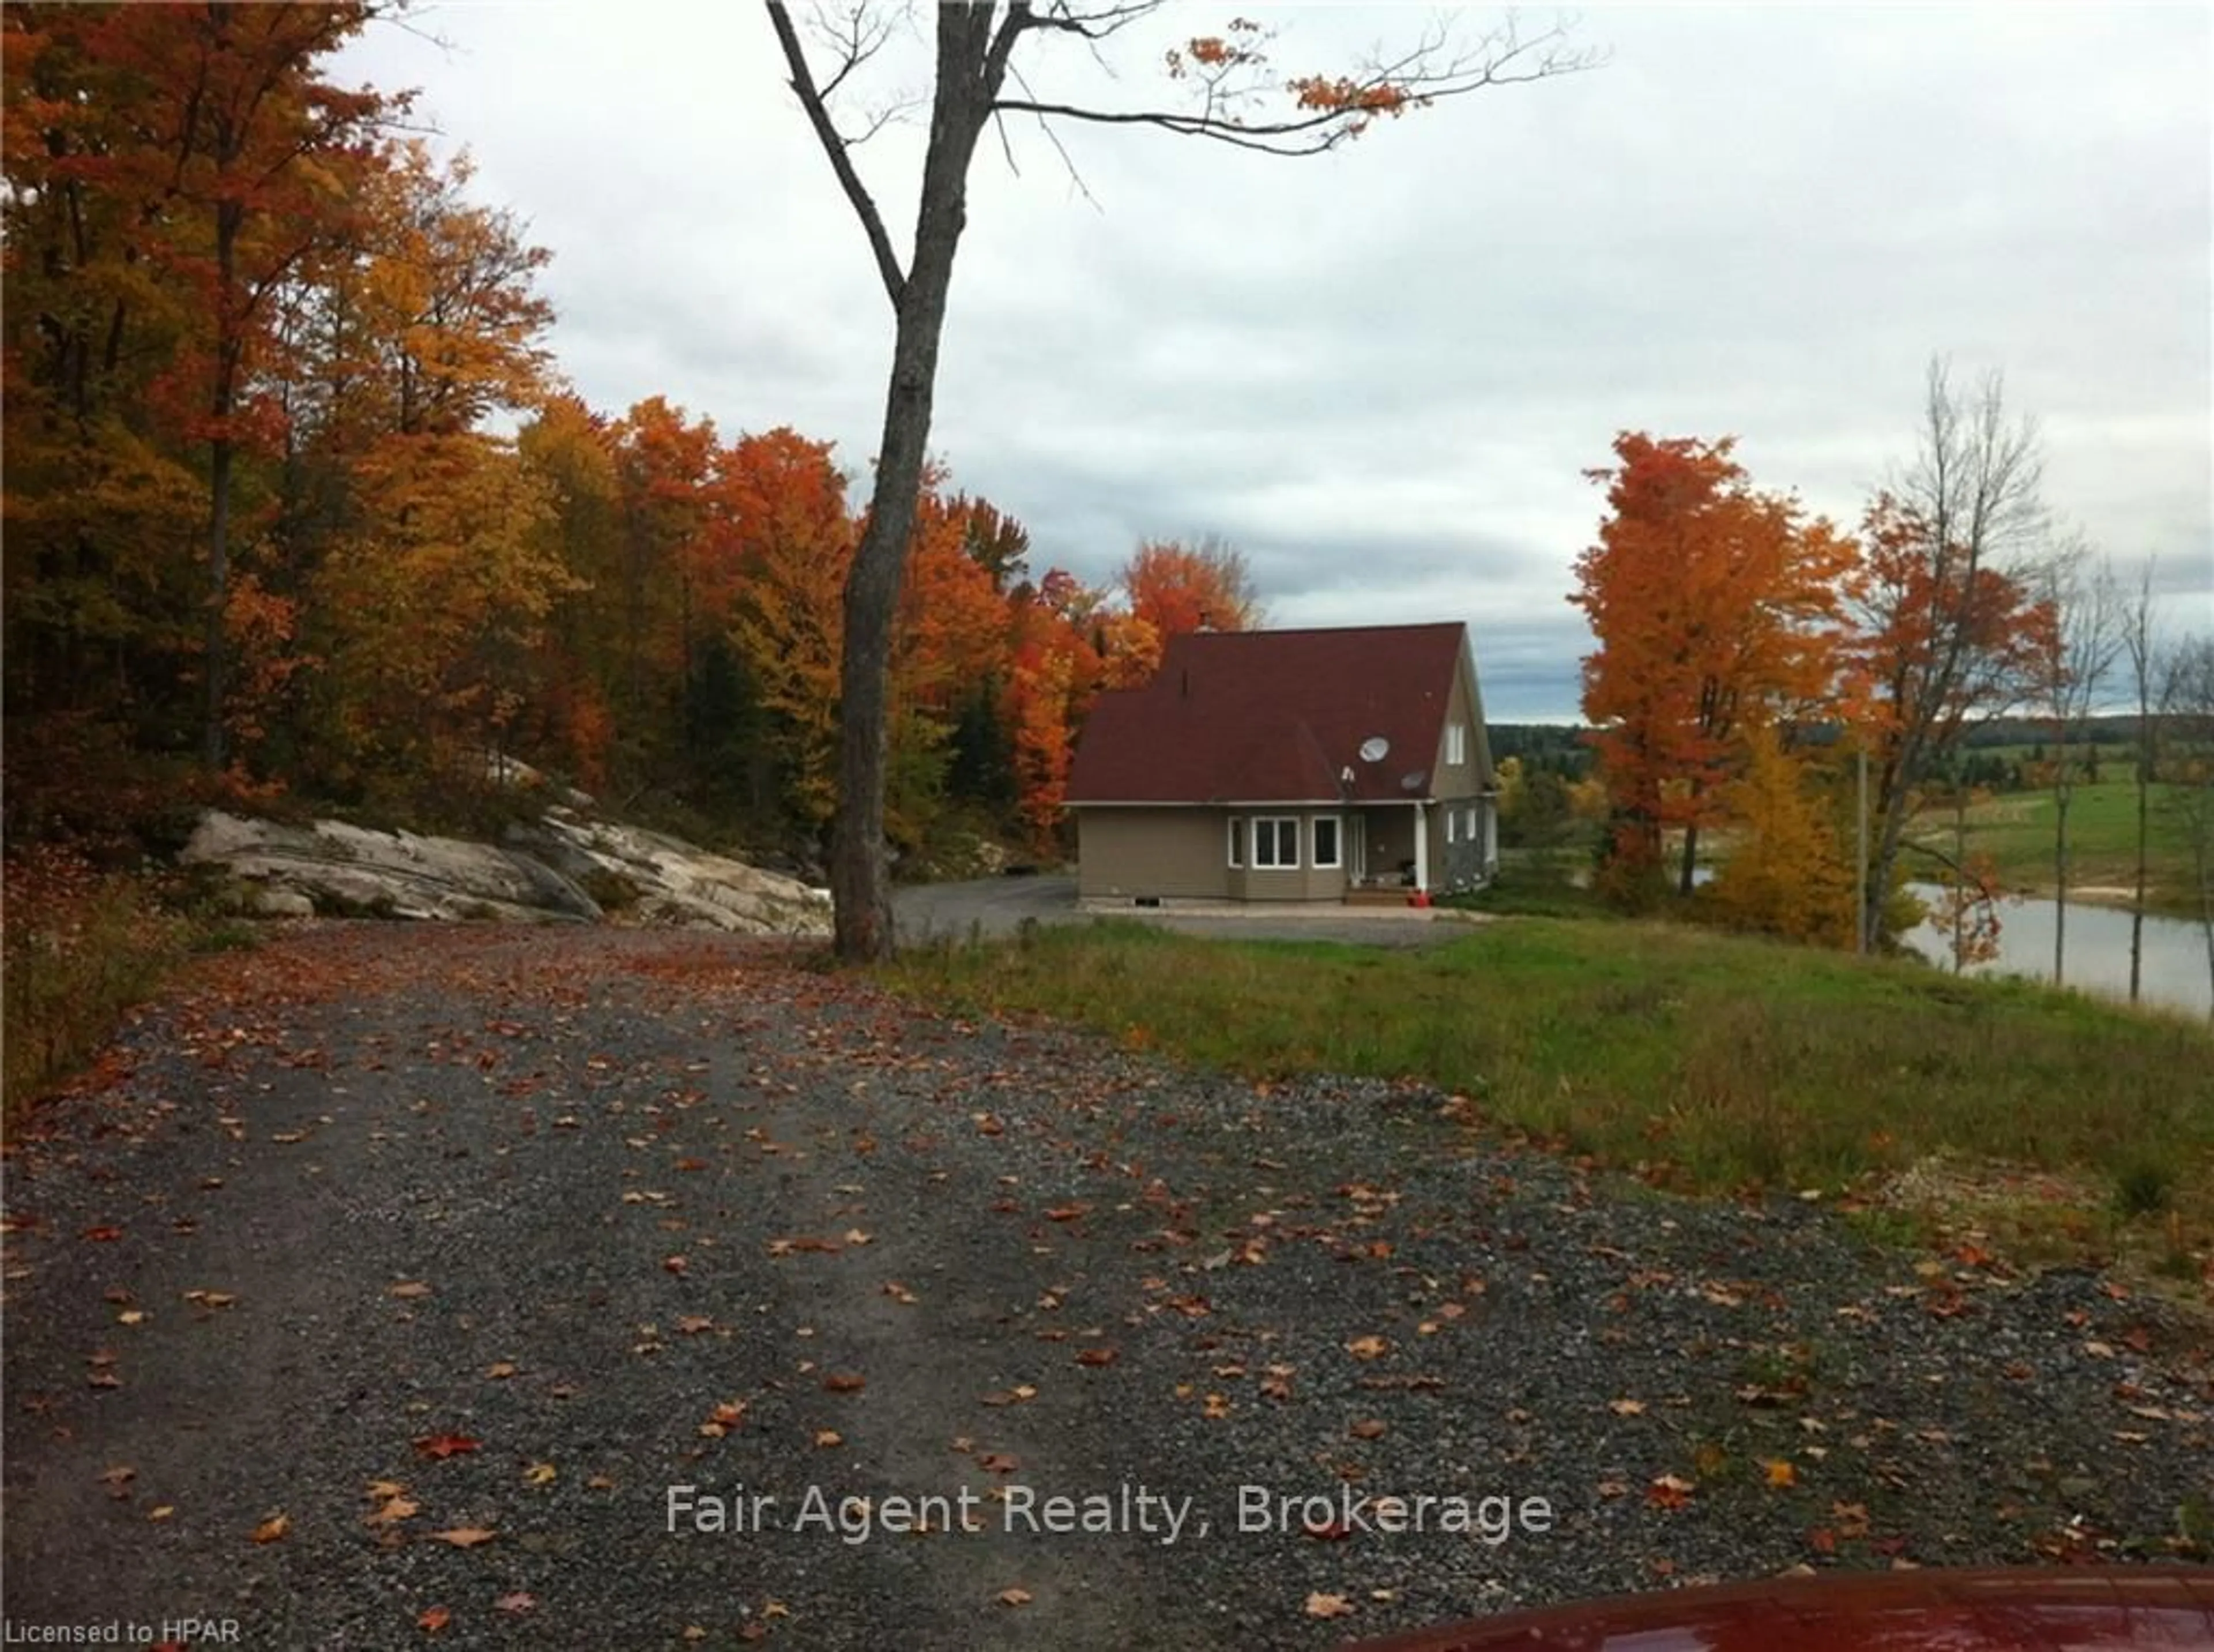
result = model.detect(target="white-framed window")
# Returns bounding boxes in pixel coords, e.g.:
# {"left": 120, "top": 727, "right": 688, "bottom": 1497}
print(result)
{"left": 1252, "top": 817, "right": 1299, "bottom": 869}
{"left": 1311, "top": 815, "right": 1341, "bottom": 869}
{"left": 1227, "top": 815, "right": 1244, "bottom": 868}
{"left": 1445, "top": 808, "right": 1458, "bottom": 844}
{"left": 1446, "top": 721, "right": 1467, "bottom": 766}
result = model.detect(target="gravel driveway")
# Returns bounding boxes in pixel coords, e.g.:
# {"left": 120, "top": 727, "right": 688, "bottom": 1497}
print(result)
{"left": 3, "top": 925, "right": 2207, "bottom": 1649}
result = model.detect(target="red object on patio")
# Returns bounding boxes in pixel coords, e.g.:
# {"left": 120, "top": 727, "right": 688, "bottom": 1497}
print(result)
{"left": 1409, "top": 890, "right": 1432, "bottom": 909}
{"left": 1340, "top": 1567, "right": 2214, "bottom": 1651}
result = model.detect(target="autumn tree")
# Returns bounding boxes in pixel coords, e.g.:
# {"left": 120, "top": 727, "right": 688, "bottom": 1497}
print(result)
{"left": 1571, "top": 432, "right": 1855, "bottom": 897}
{"left": 88, "top": 3, "right": 397, "bottom": 769}
{"left": 1119, "top": 534, "right": 1260, "bottom": 640}
{"left": 1842, "top": 360, "right": 2054, "bottom": 953}
{"left": 766, "top": 2, "right": 1598, "bottom": 959}
{"left": 1701, "top": 725, "right": 1857, "bottom": 949}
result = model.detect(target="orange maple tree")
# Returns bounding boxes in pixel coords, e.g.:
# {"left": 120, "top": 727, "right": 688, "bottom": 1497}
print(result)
{"left": 1571, "top": 433, "right": 1855, "bottom": 897}
{"left": 1119, "top": 537, "right": 1260, "bottom": 642}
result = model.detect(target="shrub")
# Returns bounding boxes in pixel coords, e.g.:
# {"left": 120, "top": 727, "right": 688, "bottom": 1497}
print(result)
{"left": 3, "top": 847, "right": 191, "bottom": 1123}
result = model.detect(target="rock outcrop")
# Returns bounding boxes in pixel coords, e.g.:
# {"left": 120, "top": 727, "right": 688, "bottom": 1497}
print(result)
{"left": 182, "top": 808, "right": 832, "bottom": 938}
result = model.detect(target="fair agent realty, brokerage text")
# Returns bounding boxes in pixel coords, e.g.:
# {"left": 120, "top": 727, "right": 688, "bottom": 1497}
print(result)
{"left": 667, "top": 1481, "right": 1556, "bottom": 1548}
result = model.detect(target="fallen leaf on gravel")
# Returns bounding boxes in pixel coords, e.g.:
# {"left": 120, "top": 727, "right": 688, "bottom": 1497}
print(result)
{"left": 996, "top": 1589, "right": 1033, "bottom": 1608}
{"left": 823, "top": 1372, "right": 867, "bottom": 1394}
{"left": 483, "top": 1361, "right": 518, "bottom": 1380}
{"left": 524, "top": 1463, "right": 557, "bottom": 1485}
{"left": 700, "top": 1402, "right": 748, "bottom": 1436}
{"left": 663, "top": 1255, "right": 688, "bottom": 1275}
{"left": 387, "top": 1281, "right": 431, "bottom": 1299}
{"left": 1305, "top": 1593, "right": 1355, "bottom": 1619}
{"left": 1349, "top": 1419, "right": 1387, "bottom": 1440}
{"left": 116, "top": 1309, "right": 147, "bottom": 1326}
{"left": 251, "top": 1513, "right": 289, "bottom": 1544}
{"left": 844, "top": 1228, "right": 873, "bottom": 1246}
{"left": 681, "top": 1627, "right": 706, "bottom": 1642}
{"left": 431, "top": 1526, "right": 496, "bottom": 1548}
{"left": 1610, "top": 1398, "right": 1647, "bottom": 1416}
{"left": 417, "top": 1605, "right": 450, "bottom": 1634}
{"left": 494, "top": 1593, "right": 535, "bottom": 1615}
{"left": 81, "top": 1225, "right": 124, "bottom": 1242}
{"left": 1044, "top": 1205, "right": 1090, "bottom": 1222}
{"left": 980, "top": 1452, "right": 1021, "bottom": 1474}
{"left": 676, "top": 1315, "right": 715, "bottom": 1334}
{"left": 366, "top": 1497, "right": 419, "bottom": 1526}
{"left": 1345, "top": 1336, "right": 1389, "bottom": 1361}
{"left": 981, "top": 1385, "right": 1038, "bottom": 1407}
{"left": 413, "top": 1433, "right": 480, "bottom": 1460}
{"left": 880, "top": 1281, "right": 917, "bottom": 1305}
{"left": 1647, "top": 1475, "right": 1695, "bottom": 1510}
{"left": 148, "top": 1506, "right": 174, "bottom": 1521}
{"left": 1765, "top": 1459, "right": 1798, "bottom": 1488}
{"left": 814, "top": 1430, "right": 843, "bottom": 1448}
{"left": 99, "top": 1465, "right": 135, "bottom": 1489}
{"left": 1074, "top": 1347, "right": 1118, "bottom": 1368}
{"left": 1597, "top": 1479, "right": 1629, "bottom": 1499}
{"left": 183, "top": 1290, "right": 236, "bottom": 1309}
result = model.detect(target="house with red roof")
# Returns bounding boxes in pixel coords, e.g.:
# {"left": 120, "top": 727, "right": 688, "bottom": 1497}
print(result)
{"left": 1065, "top": 622, "right": 1498, "bottom": 904}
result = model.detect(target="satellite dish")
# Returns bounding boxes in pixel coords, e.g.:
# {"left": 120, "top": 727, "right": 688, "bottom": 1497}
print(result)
{"left": 1399, "top": 769, "right": 1428, "bottom": 793}
{"left": 1358, "top": 735, "right": 1390, "bottom": 762}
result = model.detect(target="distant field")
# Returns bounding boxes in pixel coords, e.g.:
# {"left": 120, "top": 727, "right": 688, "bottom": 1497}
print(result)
{"left": 1907, "top": 780, "right": 2200, "bottom": 915}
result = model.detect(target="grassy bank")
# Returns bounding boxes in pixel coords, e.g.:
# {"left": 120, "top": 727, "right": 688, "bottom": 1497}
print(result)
{"left": 2, "top": 851, "right": 248, "bottom": 1131}
{"left": 888, "top": 917, "right": 2214, "bottom": 1271}
{"left": 1907, "top": 780, "right": 2202, "bottom": 917}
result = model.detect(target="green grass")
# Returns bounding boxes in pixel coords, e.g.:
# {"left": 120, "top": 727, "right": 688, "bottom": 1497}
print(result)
{"left": 1908, "top": 781, "right": 2200, "bottom": 916}
{"left": 887, "top": 917, "right": 2214, "bottom": 1265}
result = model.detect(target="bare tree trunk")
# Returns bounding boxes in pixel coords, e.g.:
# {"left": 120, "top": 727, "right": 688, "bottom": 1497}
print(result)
{"left": 831, "top": 279, "right": 958, "bottom": 958}
{"left": 1679, "top": 821, "right": 1699, "bottom": 896}
{"left": 815, "top": 6, "right": 1004, "bottom": 962}
{"left": 2124, "top": 561, "right": 2157, "bottom": 1002}
{"left": 204, "top": 431, "right": 232, "bottom": 768}
{"left": 2052, "top": 775, "right": 2069, "bottom": 985}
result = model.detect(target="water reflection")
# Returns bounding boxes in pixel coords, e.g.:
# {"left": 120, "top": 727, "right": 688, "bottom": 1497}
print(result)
{"left": 1902, "top": 885, "right": 2211, "bottom": 1018}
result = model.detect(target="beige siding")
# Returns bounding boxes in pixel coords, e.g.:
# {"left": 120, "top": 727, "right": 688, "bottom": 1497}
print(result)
{"left": 1076, "top": 809, "right": 1347, "bottom": 902}
{"left": 1075, "top": 810, "right": 1231, "bottom": 900}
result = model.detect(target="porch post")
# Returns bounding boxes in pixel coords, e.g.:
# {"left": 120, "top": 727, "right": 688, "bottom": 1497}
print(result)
{"left": 1412, "top": 801, "right": 1428, "bottom": 893}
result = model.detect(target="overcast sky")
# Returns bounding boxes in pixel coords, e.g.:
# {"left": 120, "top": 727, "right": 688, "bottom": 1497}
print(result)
{"left": 339, "top": 3, "right": 2212, "bottom": 721}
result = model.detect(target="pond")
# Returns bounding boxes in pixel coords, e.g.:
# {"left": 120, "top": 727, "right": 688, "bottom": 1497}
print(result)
{"left": 1901, "top": 885, "right": 2211, "bottom": 1019}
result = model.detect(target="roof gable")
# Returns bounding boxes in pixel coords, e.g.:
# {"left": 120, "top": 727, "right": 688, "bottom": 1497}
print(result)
{"left": 1067, "top": 622, "right": 1476, "bottom": 805}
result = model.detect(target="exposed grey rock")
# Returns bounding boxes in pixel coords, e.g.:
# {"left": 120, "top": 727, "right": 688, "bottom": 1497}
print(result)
{"left": 183, "top": 811, "right": 600, "bottom": 924}
{"left": 504, "top": 810, "right": 832, "bottom": 937}
{"left": 253, "top": 887, "right": 318, "bottom": 919}
{"left": 181, "top": 808, "right": 831, "bottom": 938}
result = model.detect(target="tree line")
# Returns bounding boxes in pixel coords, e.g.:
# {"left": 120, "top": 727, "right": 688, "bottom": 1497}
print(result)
{"left": 1572, "top": 366, "right": 2214, "bottom": 1001}
{"left": 1, "top": 3, "right": 1263, "bottom": 872}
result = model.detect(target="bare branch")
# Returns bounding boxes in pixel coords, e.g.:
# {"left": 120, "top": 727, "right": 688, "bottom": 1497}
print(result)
{"left": 764, "top": 0, "right": 906, "bottom": 307}
{"left": 991, "top": 14, "right": 1602, "bottom": 159}
{"left": 998, "top": 58, "right": 1102, "bottom": 208}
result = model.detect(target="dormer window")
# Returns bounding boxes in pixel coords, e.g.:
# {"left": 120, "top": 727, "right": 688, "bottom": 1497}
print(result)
{"left": 1446, "top": 722, "right": 1467, "bottom": 766}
